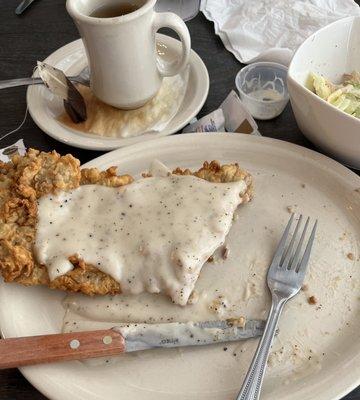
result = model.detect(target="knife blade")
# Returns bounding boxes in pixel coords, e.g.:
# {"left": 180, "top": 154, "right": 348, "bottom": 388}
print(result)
{"left": 115, "top": 319, "right": 265, "bottom": 352}
{"left": 15, "top": 0, "right": 36, "bottom": 15}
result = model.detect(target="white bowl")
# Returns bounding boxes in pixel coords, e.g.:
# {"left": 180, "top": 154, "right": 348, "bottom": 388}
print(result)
{"left": 288, "top": 16, "right": 360, "bottom": 169}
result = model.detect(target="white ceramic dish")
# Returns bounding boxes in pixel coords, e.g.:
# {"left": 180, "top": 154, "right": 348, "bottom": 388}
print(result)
{"left": 288, "top": 16, "right": 360, "bottom": 169}
{"left": 0, "top": 133, "right": 359, "bottom": 400}
{"left": 67, "top": 0, "right": 191, "bottom": 109}
{"left": 27, "top": 35, "right": 209, "bottom": 151}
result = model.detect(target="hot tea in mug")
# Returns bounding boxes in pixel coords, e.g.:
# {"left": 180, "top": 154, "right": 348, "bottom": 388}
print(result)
{"left": 67, "top": 0, "right": 191, "bottom": 109}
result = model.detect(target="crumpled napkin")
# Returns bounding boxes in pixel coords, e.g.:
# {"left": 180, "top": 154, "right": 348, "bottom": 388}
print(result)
{"left": 201, "top": 0, "right": 360, "bottom": 65}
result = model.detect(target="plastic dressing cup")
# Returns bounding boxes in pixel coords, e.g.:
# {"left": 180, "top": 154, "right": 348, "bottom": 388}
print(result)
{"left": 235, "top": 62, "right": 289, "bottom": 120}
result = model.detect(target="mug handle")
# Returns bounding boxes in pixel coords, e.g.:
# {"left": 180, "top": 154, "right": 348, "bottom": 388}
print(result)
{"left": 153, "top": 12, "right": 191, "bottom": 77}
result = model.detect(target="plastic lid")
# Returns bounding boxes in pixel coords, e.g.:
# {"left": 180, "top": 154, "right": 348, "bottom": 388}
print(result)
{"left": 154, "top": 0, "right": 200, "bottom": 21}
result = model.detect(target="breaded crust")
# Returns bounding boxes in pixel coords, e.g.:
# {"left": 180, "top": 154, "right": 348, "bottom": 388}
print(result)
{"left": 0, "top": 149, "right": 252, "bottom": 296}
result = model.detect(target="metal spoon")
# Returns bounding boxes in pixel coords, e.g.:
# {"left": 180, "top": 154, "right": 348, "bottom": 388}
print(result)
{"left": 0, "top": 66, "right": 90, "bottom": 90}
{"left": 15, "top": 0, "right": 37, "bottom": 15}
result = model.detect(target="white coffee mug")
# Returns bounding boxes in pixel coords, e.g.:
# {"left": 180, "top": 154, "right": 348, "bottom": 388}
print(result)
{"left": 66, "top": 0, "right": 191, "bottom": 109}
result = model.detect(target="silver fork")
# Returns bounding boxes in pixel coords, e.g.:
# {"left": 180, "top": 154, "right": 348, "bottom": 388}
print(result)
{"left": 0, "top": 66, "right": 90, "bottom": 90}
{"left": 236, "top": 214, "right": 317, "bottom": 400}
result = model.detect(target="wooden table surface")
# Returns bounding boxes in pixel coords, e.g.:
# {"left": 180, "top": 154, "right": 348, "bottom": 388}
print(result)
{"left": 0, "top": 0, "right": 359, "bottom": 399}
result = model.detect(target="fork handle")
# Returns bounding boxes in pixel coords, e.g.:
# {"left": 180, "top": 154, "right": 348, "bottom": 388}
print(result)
{"left": 236, "top": 296, "right": 286, "bottom": 400}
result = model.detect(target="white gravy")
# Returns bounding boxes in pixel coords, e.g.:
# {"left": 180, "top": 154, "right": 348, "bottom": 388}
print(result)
{"left": 61, "top": 163, "right": 360, "bottom": 397}
{"left": 35, "top": 174, "right": 247, "bottom": 305}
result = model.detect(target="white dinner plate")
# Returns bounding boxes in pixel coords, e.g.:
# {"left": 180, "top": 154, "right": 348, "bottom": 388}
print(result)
{"left": 0, "top": 133, "right": 359, "bottom": 400}
{"left": 27, "top": 35, "right": 209, "bottom": 151}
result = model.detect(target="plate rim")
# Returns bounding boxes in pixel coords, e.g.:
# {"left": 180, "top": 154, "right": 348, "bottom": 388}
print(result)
{"left": 27, "top": 35, "right": 209, "bottom": 151}
{"left": 4, "top": 133, "right": 360, "bottom": 400}
{"left": 83, "top": 133, "right": 360, "bottom": 187}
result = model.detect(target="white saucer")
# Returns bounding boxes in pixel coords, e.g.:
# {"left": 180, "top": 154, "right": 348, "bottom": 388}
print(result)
{"left": 27, "top": 35, "right": 209, "bottom": 151}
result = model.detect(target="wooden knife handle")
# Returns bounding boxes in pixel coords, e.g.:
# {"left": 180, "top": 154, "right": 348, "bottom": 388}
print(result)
{"left": 0, "top": 329, "right": 125, "bottom": 369}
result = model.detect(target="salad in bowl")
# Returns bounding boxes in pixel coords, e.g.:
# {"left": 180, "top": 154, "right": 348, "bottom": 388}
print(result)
{"left": 311, "top": 71, "right": 360, "bottom": 119}
{"left": 288, "top": 16, "right": 360, "bottom": 169}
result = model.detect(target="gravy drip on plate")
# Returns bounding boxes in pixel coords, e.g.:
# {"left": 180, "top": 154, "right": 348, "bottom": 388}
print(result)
{"left": 35, "top": 174, "right": 246, "bottom": 305}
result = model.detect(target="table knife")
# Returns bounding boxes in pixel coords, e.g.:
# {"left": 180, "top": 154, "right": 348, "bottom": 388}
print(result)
{"left": 0, "top": 319, "right": 265, "bottom": 369}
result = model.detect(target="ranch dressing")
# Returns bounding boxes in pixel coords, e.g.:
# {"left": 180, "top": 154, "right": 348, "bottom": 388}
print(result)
{"left": 35, "top": 174, "right": 247, "bottom": 305}
{"left": 247, "top": 89, "right": 284, "bottom": 102}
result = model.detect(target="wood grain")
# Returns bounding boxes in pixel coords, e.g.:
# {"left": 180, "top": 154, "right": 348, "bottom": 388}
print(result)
{"left": 0, "top": 0, "right": 358, "bottom": 398}
{"left": 0, "top": 330, "right": 125, "bottom": 369}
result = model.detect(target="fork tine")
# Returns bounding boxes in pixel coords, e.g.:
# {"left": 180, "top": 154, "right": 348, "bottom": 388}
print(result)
{"left": 270, "top": 214, "right": 294, "bottom": 268}
{"left": 296, "top": 220, "right": 317, "bottom": 276}
{"left": 281, "top": 214, "right": 303, "bottom": 269}
{"left": 290, "top": 217, "right": 309, "bottom": 270}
